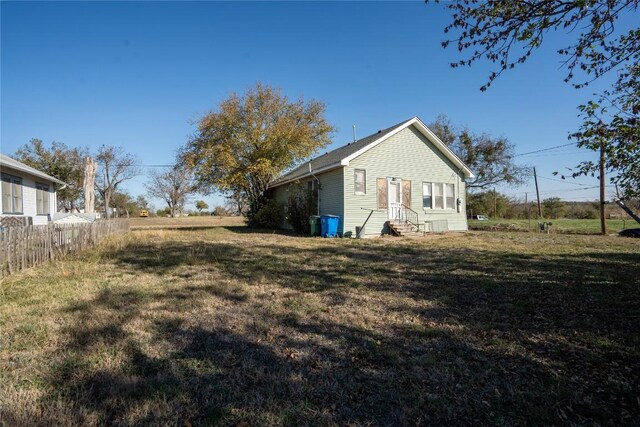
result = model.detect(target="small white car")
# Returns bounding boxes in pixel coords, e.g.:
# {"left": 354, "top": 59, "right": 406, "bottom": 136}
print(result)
{"left": 471, "top": 215, "right": 488, "bottom": 220}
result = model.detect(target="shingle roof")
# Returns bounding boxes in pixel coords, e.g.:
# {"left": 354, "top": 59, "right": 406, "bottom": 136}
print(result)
{"left": 269, "top": 118, "right": 413, "bottom": 187}
{"left": 0, "top": 153, "right": 67, "bottom": 185}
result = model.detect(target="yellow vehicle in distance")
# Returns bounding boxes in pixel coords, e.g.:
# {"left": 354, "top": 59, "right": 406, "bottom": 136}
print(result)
{"left": 139, "top": 210, "right": 149, "bottom": 218}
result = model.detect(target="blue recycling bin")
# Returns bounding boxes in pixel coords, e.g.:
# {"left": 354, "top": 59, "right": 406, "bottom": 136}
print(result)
{"left": 320, "top": 215, "right": 340, "bottom": 237}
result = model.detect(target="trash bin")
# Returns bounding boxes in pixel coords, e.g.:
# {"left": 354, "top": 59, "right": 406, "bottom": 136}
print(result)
{"left": 320, "top": 215, "right": 340, "bottom": 237}
{"left": 309, "top": 215, "right": 321, "bottom": 236}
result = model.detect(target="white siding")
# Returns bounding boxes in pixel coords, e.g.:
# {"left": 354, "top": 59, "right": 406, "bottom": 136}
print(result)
{"left": 0, "top": 165, "right": 57, "bottom": 225}
{"left": 343, "top": 125, "right": 468, "bottom": 236}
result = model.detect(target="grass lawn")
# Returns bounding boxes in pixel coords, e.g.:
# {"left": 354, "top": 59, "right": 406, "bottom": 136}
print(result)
{"left": 130, "top": 215, "right": 246, "bottom": 230}
{"left": 469, "top": 218, "right": 636, "bottom": 234}
{"left": 1, "top": 221, "right": 639, "bottom": 425}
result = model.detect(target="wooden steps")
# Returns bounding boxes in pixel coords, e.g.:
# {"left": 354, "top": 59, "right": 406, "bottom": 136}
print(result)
{"left": 387, "top": 220, "right": 424, "bottom": 237}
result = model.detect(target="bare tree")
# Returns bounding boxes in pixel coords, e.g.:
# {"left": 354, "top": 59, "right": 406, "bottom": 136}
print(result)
{"left": 145, "top": 164, "right": 195, "bottom": 218}
{"left": 95, "top": 146, "right": 138, "bottom": 218}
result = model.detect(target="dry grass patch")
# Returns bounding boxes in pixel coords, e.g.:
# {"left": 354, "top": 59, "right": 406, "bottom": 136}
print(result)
{"left": 1, "top": 227, "right": 639, "bottom": 425}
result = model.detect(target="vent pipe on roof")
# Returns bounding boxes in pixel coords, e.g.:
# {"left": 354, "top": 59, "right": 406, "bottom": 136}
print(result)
{"left": 352, "top": 125, "right": 357, "bottom": 143}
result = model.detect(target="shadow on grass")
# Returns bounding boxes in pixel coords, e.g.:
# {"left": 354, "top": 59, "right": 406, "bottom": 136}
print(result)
{"left": 221, "top": 225, "right": 306, "bottom": 237}
{"left": 6, "top": 234, "right": 639, "bottom": 425}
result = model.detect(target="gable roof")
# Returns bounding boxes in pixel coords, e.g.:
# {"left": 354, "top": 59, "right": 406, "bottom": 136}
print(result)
{"left": 269, "top": 116, "right": 474, "bottom": 188}
{"left": 0, "top": 153, "right": 67, "bottom": 185}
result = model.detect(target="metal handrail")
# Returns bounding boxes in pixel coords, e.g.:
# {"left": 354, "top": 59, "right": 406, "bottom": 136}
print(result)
{"left": 400, "top": 204, "right": 421, "bottom": 231}
{"left": 358, "top": 208, "right": 377, "bottom": 238}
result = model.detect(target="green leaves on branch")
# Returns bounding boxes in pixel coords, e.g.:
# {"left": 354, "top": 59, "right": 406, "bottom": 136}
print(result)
{"left": 182, "top": 83, "right": 335, "bottom": 225}
{"left": 434, "top": 0, "right": 639, "bottom": 199}
{"left": 571, "top": 65, "right": 640, "bottom": 198}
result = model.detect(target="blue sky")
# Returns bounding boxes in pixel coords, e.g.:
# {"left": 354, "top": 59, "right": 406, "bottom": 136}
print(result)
{"left": 1, "top": 1, "right": 619, "bottom": 210}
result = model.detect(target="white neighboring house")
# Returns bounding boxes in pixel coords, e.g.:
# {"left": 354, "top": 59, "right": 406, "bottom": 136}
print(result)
{"left": 52, "top": 213, "right": 99, "bottom": 224}
{"left": 0, "top": 153, "right": 66, "bottom": 226}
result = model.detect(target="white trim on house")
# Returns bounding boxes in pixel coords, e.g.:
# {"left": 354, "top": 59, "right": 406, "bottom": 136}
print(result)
{"left": 0, "top": 154, "right": 67, "bottom": 185}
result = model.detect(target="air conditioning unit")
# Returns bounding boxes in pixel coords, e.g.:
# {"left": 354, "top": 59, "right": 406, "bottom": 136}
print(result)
{"left": 425, "top": 219, "right": 448, "bottom": 233}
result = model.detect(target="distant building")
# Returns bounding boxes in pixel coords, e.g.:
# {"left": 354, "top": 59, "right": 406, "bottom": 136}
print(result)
{"left": 0, "top": 153, "right": 66, "bottom": 226}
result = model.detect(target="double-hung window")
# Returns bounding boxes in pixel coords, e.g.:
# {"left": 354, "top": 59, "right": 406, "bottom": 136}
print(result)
{"left": 36, "top": 183, "right": 50, "bottom": 215}
{"left": 423, "top": 182, "right": 455, "bottom": 210}
{"left": 445, "top": 183, "right": 455, "bottom": 209}
{"left": 1, "top": 174, "right": 23, "bottom": 214}
{"left": 354, "top": 169, "right": 366, "bottom": 195}
{"left": 433, "top": 183, "right": 444, "bottom": 209}
{"left": 422, "top": 182, "right": 433, "bottom": 208}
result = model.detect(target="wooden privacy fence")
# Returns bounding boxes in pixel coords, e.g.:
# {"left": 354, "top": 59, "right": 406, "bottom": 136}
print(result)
{"left": 0, "top": 219, "right": 130, "bottom": 278}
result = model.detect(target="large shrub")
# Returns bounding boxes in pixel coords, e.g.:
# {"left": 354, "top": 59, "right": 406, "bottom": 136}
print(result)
{"left": 249, "top": 199, "right": 283, "bottom": 229}
{"left": 286, "top": 182, "right": 318, "bottom": 233}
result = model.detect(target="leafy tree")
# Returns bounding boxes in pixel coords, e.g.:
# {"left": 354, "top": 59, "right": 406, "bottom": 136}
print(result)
{"left": 195, "top": 200, "right": 209, "bottom": 213}
{"left": 212, "top": 206, "right": 229, "bottom": 217}
{"left": 466, "top": 190, "right": 516, "bottom": 219}
{"left": 566, "top": 201, "right": 598, "bottom": 219}
{"left": 251, "top": 199, "right": 283, "bottom": 229}
{"left": 136, "top": 195, "right": 150, "bottom": 210}
{"left": 95, "top": 146, "right": 138, "bottom": 219}
{"left": 182, "top": 83, "right": 335, "bottom": 226}
{"left": 569, "top": 66, "right": 639, "bottom": 198}
{"left": 111, "top": 191, "right": 138, "bottom": 218}
{"left": 145, "top": 163, "right": 195, "bottom": 218}
{"left": 434, "top": 0, "right": 639, "bottom": 197}
{"left": 157, "top": 207, "right": 171, "bottom": 217}
{"left": 429, "top": 115, "right": 529, "bottom": 189}
{"left": 14, "top": 139, "right": 88, "bottom": 211}
{"left": 542, "top": 197, "right": 566, "bottom": 219}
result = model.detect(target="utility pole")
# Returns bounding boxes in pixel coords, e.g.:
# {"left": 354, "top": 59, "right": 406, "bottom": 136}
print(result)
{"left": 533, "top": 167, "right": 542, "bottom": 219}
{"left": 600, "top": 139, "right": 607, "bottom": 235}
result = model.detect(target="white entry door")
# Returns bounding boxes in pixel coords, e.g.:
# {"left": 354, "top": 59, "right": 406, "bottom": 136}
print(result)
{"left": 387, "top": 178, "right": 402, "bottom": 220}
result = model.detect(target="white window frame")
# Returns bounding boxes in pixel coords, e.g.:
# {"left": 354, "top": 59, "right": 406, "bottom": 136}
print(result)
{"left": 423, "top": 182, "right": 455, "bottom": 210}
{"left": 422, "top": 182, "right": 433, "bottom": 209}
{"left": 433, "top": 183, "right": 444, "bottom": 209}
{"left": 2, "top": 173, "right": 23, "bottom": 214}
{"left": 445, "top": 183, "right": 455, "bottom": 210}
{"left": 354, "top": 169, "right": 366, "bottom": 195}
{"left": 36, "top": 183, "right": 50, "bottom": 215}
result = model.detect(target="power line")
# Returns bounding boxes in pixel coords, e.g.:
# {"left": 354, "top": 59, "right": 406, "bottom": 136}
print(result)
{"left": 520, "top": 151, "right": 586, "bottom": 158}
{"left": 514, "top": 143, "right": 575, "bottom": 157}
{"left": 537, "top": 175, "right": 596, "bottom": 187}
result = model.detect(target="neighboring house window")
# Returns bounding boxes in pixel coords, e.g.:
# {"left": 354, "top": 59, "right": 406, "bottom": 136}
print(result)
{"left": 36, "top": 183, "right": 50, "bottom": 215}
{"left": 423, "top": 182, "right": 455, "bottom": 210}
{"left": 1, "top": 174, "right": 23, "bottom": 214}
{"left": 354, "top": 169, "right": 366, "bottom": 195}
{"left": 422, "top": 182, "right": 432, "bottom": 208}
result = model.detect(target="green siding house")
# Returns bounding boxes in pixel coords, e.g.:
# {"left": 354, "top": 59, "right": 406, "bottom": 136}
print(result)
{"left": 268, "top": 117, "right": 474, "bottom": 237}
